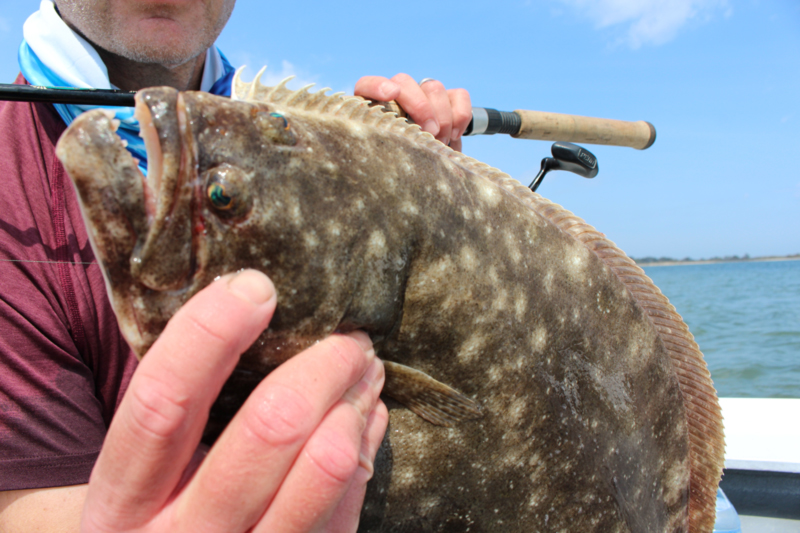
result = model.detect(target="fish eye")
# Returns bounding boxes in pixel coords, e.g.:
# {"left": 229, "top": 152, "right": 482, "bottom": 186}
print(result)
{"left": 253, "top": 108, "right": 296, "bottom": 146}
{"left": 203, "top": 164, "right": 251, "bottom": 219}
{"left": 207, "top": 182, "right": 233, "bottom": 210}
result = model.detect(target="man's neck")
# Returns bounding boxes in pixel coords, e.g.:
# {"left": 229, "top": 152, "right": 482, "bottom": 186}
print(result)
{"left": 96, "top": 48, "right": 206, "bottom": 92}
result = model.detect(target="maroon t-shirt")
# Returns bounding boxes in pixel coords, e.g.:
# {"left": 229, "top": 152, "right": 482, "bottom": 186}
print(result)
{"left": 0, "top": 75, "right": 138, "bottom": 490}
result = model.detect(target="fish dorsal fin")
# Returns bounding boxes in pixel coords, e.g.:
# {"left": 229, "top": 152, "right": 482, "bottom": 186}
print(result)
{"left": 233, "top": 68, "right": 473, "bottom": 155}
{"left": 233, "top": 67, "right": 724, "bottom": 531}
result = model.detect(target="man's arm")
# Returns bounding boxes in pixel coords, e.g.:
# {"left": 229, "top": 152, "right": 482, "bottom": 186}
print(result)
{"left": 0, "top": 270, "right": 388, "bottom": 532}
{"left": 0, "top": 485, "right": 86, "bottom": 532}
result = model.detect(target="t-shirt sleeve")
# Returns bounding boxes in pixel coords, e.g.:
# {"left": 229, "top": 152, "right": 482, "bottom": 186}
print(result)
{"left": 0, "top": 94, "right": 137, "bottom": 490}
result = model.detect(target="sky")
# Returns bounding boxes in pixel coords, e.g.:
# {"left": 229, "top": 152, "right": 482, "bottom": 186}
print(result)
{"left": 1, "top": 0, "right": 798, "bottom": 260}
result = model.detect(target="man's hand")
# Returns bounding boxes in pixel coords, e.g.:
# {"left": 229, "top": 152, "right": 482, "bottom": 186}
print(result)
{"left": 83, "top": 269, "right": 388, "bottom": 533}
{"left": 355, "top": 74, "right": 472, "bottom": 152}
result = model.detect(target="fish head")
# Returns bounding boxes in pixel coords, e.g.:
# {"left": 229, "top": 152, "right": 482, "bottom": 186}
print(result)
{"left": 55, "top": 88, "right": 299, "bottom": 357}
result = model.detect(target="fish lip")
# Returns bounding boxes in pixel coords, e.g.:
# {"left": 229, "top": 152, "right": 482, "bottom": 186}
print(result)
{"left": 177, "top": 92, "right": 205, "bottom": 287}
{"left": 133, "top": 96, "right": 161, "bottom": 222}
{"left": 55, "top": 109, "right": 153, "bottom": 355}
{"left": 129, "top": 88, "right": 197, "bottom": 292}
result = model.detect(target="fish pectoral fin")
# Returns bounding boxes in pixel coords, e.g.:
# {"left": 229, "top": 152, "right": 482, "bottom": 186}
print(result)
{"left": 381, "top": 361, "right": 483, "bottom": 427}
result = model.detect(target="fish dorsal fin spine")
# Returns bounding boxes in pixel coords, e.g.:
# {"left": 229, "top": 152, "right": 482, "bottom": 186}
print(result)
{"left": 233, "top": 68, "right": 724, "bottom": 532}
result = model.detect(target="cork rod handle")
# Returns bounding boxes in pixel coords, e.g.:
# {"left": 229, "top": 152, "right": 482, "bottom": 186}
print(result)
{"left": 512, "top": 110, "right": 656, "bottom": 150}
{"left": 369, "top": 100, "right": 657, "bottom": 150}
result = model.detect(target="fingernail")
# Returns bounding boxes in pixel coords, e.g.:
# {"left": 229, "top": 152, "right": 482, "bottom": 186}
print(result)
{"left": 443, "top": 137, "right": 450, "bottom": 147}
{"left": 343, "top": 361, "right": 382, "bottom": 415}
{"left": 379, "top": 81, "right": 399, "bottom": 99}
{"left": 227, "top": 269, "right": 275, "bottom": 305}
{"left": 362, "top": 358, "right": 384, "bottom": 387}
{"left": 358, "top": 451, "right": 375, "bottom": 477}
{"left": 422, "top": 119, "right": 439, "bottom": 136}
{"left": 451, "top": 128, "right": 460, "bottom": 140}
{"left": 346, "top": 330, "right": 374, "bottom": 358}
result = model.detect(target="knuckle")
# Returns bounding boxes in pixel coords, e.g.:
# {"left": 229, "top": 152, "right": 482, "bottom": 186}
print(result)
{"left": 181, "top": 306, "right": 238, "bottom": 354}
{"left": 390, "top": 72, "right": 414, "bottom": 85}
{"left": 354, "top": 76, "right": 379, "bottom": 91}
{"left": 455, "top": 106, "right": 472, "bottom": 121}
{"left": 449, "top": 87, "right": 469, "bottom": 99}
{"left": 243, "top": 383, "right": 314, "bottom": 447}
{"left": 424, "top": 80, "right": 446, "bottom": 94}
{"left": 438, "top": 114, "right": 453, "bottom": 131}
{"left": 325, "top": 335, "right": 367, "bottom": 381}
{"left": 373, "top": 401, "right": 390, "bottom": 430}
{"left": 305, "top": 428, "right": 360, "bottom": 484}
{"left": 127, "top": 375, "right": 190, "bottom": 441}
{"left": 408, "top": 100, "right": 433, "bottom": 120}
{"left": 342, "top": 380, "right": 374, "bottom": 418}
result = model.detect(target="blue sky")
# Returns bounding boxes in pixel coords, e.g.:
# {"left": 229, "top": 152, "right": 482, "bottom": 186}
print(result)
{"left": 1, "top": 0, "right": 798, "bottom": 259}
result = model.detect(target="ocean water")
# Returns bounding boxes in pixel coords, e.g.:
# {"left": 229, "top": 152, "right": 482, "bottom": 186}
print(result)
{"left": 643, "top": 260, "right": 800, "bottom": 399}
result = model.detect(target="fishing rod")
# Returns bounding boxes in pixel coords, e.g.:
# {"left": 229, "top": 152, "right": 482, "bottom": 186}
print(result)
{"left": 0, "top": 83, "right": 656, "bottom": 150}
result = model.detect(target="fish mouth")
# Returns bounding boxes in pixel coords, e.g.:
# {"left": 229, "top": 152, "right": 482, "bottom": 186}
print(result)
{"left": 55, "top": 87, "right": 200, "bottom": 356}
{"left": 130, "top": 87, "right": 197, "bottom": 292}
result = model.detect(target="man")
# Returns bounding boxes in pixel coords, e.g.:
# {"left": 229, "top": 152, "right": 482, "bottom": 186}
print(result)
{"left": 0, "top": 0, "right": 472, "bottom": 530}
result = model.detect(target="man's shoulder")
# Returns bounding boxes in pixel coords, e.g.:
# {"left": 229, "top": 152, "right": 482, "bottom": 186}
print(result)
{"left": 0, "top": 74, "right": 66, "bottom": 159}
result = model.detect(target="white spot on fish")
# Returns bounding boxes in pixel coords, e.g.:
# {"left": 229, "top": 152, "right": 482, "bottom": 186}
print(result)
{"left": 508, "top": 397, "right": 527, "bottom": 423}
{"left": 458, "top": 333, "right": 485, "bottom": 363}
{"left": 459, "top": 247, "right": 478, "bottom": 271}
{"left": 488, "top": 365, "right": 503, "bottom": 383}
{"left": 400, "top": 201, "right": 418, "bottom": 215}
{"left": 543, "top": 271, "right": 554, "bottom": 293}
{"left": 367, "top": 230, "right": 387, "bottom": 256}
{"left": 487, "top": 266, "right": 500, "bottom": 284}
{"left": 304, "top": 232, "right": 319, "bottom": 247}
{"left": 476, "top": 180, "right": 501, "bottom": 206}
{"left": 504, "top": 232, "right": 522, "bottom": 263}
{"left": 530, "top": 326, "right": 548, "bottom": 352}
{"left": 491, "top": 288, "right": 509, "bottom": 311}
{"left": 436, "top": 180, "right": 453, "bottom": 197}
{"left": 514, "top": 294, "right": 527, "bottom": 319}
{"left": 596, "top": 292, "right": 611, "bottom": 314}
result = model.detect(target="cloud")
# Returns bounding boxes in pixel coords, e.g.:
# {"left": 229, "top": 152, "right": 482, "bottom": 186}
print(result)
{"left": 555, "top": 0, "right": 731, "bottom": 48}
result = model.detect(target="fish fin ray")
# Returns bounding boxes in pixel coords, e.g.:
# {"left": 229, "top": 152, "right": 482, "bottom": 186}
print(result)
{"left": 382, "top": 361, "right": 482, "bottom": 427}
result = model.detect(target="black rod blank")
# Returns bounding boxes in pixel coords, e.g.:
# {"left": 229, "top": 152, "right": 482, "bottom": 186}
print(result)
{"left": 0, "top": 83, "right": 135, "bottom": 107}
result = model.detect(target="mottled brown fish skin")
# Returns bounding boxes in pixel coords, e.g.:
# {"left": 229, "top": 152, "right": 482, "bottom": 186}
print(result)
{"left": 55, "top": 82, "right": 723, "bottom": 532}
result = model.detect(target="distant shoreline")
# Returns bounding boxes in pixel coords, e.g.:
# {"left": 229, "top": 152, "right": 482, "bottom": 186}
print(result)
{"left": 636, "top": 255, "right": 800, "bottom": 268}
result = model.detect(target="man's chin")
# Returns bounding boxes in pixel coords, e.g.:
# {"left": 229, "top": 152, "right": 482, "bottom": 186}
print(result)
{"left": 104, "top": 38, "right": 208, "bottom": 69}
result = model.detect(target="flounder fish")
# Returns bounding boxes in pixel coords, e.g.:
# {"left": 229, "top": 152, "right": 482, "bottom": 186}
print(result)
{"left": 55, "top": 70, "right": 725, "bottom": 532}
